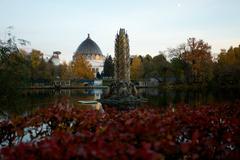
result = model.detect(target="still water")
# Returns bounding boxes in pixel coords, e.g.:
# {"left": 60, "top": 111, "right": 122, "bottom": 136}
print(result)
{"left": 0, "top": 88, "right": 240, "bottom": 118}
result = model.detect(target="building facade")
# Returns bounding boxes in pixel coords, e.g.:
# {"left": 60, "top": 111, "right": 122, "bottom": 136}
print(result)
{"left": 73, "top": 34, "right": 105, "bottom": 77}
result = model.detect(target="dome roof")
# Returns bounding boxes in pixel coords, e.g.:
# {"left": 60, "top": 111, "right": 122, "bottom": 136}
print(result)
{"left": 75, "top": 34, "right": 102, "bottom": 55}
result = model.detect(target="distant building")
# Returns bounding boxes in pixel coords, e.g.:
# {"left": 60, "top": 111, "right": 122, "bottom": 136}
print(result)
{"left": 73, "top": 34, "right": 105, "bottom": 77}
{"left": 49, "top": 51, "right": 61, "bottom": 66}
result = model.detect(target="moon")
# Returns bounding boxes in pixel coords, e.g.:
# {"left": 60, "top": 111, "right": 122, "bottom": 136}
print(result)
{"left": 177, "top": 3, "right": 181, "bottom": 8}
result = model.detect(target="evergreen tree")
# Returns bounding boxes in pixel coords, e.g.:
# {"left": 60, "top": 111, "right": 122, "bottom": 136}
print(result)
{"left": 103, "top": 55, "right": 114, "bottom": 77}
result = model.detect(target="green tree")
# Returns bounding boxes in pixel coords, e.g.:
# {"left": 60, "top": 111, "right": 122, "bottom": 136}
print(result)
{"left": 142, "top": 54, "right": 153, "bottom": 78}
{"left": 0, "top": 31, "right": 31, "bottom": 95}
{"left": 30, "top": 49, "right": 43, "bottom": 81}
{"left": 28, "top": 49, "right": 55, "bottom": 83}
{"left": 59, "top": 61, "right": 72, "bottom": 80}
{"left": 103, "top": 55, "right": 114, "bottom": 77}
{"left": 0, "top": 49, "right": 30, "bottom": 95}
{"left": 170, "top": 57, "right": 185, "bottom": 83}
{"left": 214, "top": 45, "right": 240, "bottom": 85}
{"left": 152, "top": 53, "right": 171, "bottom": 83}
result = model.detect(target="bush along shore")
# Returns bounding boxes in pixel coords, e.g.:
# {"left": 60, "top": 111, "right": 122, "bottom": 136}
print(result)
{"left": 0, "top": 99, "right": 240, "bottom": 160}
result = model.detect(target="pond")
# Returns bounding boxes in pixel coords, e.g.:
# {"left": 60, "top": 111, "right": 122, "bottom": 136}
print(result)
{"left": 0, "top": 88, "right": 240, "bottom": 118}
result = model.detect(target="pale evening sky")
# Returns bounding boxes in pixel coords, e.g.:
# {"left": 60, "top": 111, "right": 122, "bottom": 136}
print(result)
{"left": 0, "top": 0, "right": 240, "bottom": 62}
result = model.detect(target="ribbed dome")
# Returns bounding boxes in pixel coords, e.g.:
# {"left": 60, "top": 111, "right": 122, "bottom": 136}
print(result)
{"left": 75, "top": 34, "right": 102, "bottom": 55}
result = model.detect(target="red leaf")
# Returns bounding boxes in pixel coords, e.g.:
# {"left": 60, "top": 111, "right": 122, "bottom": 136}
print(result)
{"left": 125, "top": 118, "right": 134, "bottom": 125}
{"left": 192, "top": 130, "right": 200, "bottom": 144}
{"left": 180, "top": 143, "right": 191, "bottom": 153}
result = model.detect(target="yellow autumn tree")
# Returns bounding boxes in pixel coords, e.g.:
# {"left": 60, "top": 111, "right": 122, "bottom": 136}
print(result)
{"left": 71, "top": 55, "right": 94, "bottom": 80}
{"left": 31, "top": 49, "right": 43, "bottom": 69}
{"left": 130, "top": 56, "right": 143, "bottom": 80}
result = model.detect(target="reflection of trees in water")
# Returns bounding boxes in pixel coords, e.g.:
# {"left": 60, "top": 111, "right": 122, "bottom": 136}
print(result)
{"left": 213, "top": 88, "right": 240, "bottom": 103}
{"left": 1, "top": 90, "right": 50, "bottom": 117}
{"left": 183, "top": 90, "right": 207, "bottom": 106}
{"left": 1, "top": 88, "right": 239, "bottom": 117}
{"left": 173, "top": 90, "right": 182, "bottom": 104}
{"left": 139, "top": 88, "right": 240, "bottom": 107}
{"left": 140, "top": 88, "right": 159, "bottom": 96}
{"left": 0, "top": 89, "right": 105, "bottom": 117}
{"left": 0, "top": 90, "right": 57, "bottom": 117}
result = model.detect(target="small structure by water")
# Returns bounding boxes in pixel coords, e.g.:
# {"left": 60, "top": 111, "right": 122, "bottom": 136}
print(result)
{"left": 78, "top": 101, "right": 105, "bottom": 113}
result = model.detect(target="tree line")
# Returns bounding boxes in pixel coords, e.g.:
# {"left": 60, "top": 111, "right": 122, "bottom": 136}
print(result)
{"left": 0, "top": 38, "right": 94, "bottom": 95}
{"left": 103, "top": 38, "right": 240, "bottom": 86}
{"left": 1, "top": 36, "right": 239, "bottom": 96}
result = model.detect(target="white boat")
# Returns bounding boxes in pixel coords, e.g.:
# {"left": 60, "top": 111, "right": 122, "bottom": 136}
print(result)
{"left": 78, "top": 100, "right": 98, "bottom": 104}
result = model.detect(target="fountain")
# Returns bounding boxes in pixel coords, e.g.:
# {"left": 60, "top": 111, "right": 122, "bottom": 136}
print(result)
{"left": 99, "top": 29, "right": 146, "bottom": 109}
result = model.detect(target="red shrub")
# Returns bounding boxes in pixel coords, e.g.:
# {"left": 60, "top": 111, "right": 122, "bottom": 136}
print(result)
{"left": 0, "top": 101, "right": 240, "bottom": 159}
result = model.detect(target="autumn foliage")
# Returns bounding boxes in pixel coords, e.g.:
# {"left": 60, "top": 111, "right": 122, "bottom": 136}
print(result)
{"left": 0, "top": 100, "right": 240, "bottom": 160}
{"left": 181, "top": 38, "right": 213, "bottom": 83}
{"left": 131, "top": 56, "right": 143, "bottom": 80}
{"left": 72, "top": 55, "right": 94, "bottom": 80}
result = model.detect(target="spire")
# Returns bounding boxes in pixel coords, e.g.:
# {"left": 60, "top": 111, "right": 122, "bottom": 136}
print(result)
{"left": 87, "top": 33, "right": 90, "bottom": 39}
{"left": 114, "top": 28, "right": 130, "bottom": 82}
{"left": 119, "top": 28, "right": 126, "bottom": 35}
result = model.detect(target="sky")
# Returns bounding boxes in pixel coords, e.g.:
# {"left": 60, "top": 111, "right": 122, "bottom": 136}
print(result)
{"left": 0, "top": 0, "right": 240, "bottom": 62}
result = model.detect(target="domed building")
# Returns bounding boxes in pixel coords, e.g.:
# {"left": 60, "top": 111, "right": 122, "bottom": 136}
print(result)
{"left": 73, "top": 34, "right": 105, "bottom": 77}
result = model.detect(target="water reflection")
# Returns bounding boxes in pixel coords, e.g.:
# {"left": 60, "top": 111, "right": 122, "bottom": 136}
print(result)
{"left": 0, "top": 89, "right": 105, "bottom": 118}
{"left": 0, "top": 88, "right": 240, "bottom": 117}
{"left": 138, "top": 88, "right": 240, "bottom": 107}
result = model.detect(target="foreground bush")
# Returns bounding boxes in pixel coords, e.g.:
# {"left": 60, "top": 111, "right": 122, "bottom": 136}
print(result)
{"left": 0, "top": 100, "right": 240, "bottom": 160}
